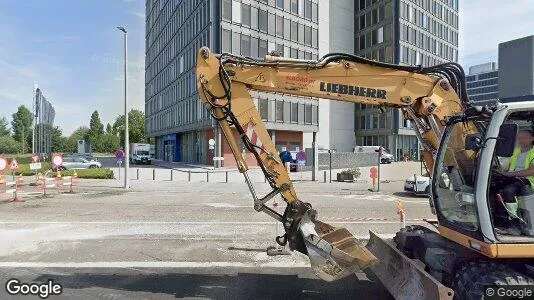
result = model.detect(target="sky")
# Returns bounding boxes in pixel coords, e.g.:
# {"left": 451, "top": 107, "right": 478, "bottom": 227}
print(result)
{"left": 0, "top": 0, "right": 533, "bottom": 135}
{"left": 0, "top": 0, "right": 145, "bottom": 135}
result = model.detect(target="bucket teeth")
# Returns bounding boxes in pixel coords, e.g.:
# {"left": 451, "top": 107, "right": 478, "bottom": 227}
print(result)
{"left": 299, "top": 212, "right": 378, "bottom": 281}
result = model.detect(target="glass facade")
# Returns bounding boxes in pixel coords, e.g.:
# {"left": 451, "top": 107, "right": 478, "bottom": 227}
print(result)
{"left": 466, "top": 70, "right": 499, "bottom": 104}
{"left": 354, "top": 0, "right": 459, "bottom": 160}
{"left": 145, "top": 0, "right": 320, "bottom": 164}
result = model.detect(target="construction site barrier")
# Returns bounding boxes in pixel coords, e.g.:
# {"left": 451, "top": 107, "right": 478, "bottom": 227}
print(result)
{"left": 38, "top": 171, "right": 77, "bottom": 196}
{"left": 1, "top": 175, "right": 24, "bottom": 203}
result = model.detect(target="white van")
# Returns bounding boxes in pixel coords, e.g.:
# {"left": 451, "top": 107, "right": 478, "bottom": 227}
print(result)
{"left": 354, "top": 146, "right": 395, "bottom": 164}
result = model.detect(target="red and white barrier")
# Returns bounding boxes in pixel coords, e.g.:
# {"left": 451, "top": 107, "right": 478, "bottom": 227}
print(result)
{"left": 1, "top": 176, "right": 24, "bottom": 203}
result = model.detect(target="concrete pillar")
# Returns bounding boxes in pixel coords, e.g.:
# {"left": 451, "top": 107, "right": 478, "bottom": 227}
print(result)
{"left": 215, "top": 125, "right": 222, "bottom": 168}
{"left": 270, "top": 130, "right": 276, "bottom": 146}
{"left": 312, "top": 131, "right": 319, "bottom": 181}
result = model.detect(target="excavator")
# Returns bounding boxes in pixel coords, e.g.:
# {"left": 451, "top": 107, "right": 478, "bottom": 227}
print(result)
{"left": 196, "top": 47, "right": 534, "bottom": 299}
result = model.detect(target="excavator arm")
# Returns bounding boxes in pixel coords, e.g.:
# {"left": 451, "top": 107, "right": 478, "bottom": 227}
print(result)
{"left": 196, "top": 47, "right": 469, "bottom": 282}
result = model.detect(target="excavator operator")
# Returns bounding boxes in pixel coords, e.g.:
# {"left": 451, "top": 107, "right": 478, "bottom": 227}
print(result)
{"left": 495, "top": 129, "right": 534, "bottom": 234}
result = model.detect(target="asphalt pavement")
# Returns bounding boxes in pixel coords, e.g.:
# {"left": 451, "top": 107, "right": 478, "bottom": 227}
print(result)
{"left": 0, "top": 162, "right": 427, "bottom": 299}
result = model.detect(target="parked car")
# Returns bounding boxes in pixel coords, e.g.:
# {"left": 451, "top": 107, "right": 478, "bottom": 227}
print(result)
{"left": 404, "top": 175, "right": 431, "bottom": 195}
{"left": 354, "top": 146, "right": 394, "bottom": 164}
{"left": 71, "top": 153, "right": 98, "bottom": 162}
{"left": 56, "top": 156, "right": 102, "bottom": 170}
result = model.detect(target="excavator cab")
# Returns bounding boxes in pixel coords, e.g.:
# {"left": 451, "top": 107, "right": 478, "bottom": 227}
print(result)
{"left": 432, "top": 102, "right": 534, "bottom": 249}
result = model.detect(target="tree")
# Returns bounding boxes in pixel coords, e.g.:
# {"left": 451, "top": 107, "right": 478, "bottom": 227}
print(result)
{"left": 0, "top": 117, "right": 10, "bottom": 136}
{"left": 99, "top": 134, "right": 121, "bottom": 153}
{"left": 11, "top": 105, "right": 33, "bottom": 153}
{"left": 112, "top": 109, "right": 146, "bottom": 146}
{"left": 51, "top": 126, "right": 72, "bottom": 153}
{"left": 89, "top": 110, "right": 104, "bottom": 137}
{"left": 106, "top": 123, "right": 112, "bottom": 135}
{"left": 0, "top": 135, "right": 21, "bottom": 154}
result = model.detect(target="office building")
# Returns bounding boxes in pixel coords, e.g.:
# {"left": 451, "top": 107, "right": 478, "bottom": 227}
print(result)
{"left": 465, "top": 62, "right": 498, "bottom": 105}
{"left": 499, "top": 35, "right": 534, "bottom": 103}
{"left": 145, "top": 0, "right": 323, "bottom": 165}
{"left": 354, "top": 0, "right": 459, "bottom": 160}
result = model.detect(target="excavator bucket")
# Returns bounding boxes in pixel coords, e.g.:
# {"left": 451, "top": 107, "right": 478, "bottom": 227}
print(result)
{"left": 366, "top": 231, "right": 454, "bottom": 300}
{"left": 298, "top": 213, "right": 378, "bottom": 282}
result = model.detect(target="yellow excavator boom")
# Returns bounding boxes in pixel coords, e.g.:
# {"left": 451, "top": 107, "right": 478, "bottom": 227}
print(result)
{"left": 195, "top": 47, "right": 469, "bottom": 282}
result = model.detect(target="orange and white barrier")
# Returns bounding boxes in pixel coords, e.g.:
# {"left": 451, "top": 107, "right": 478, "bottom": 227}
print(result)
{"left": 39, "top": 177, "right": 57, "bottom": 197}
{"left": 1, "top": 176, "right": 24, "bottom": 203}
{"left": 39, "top": 171, "right": 77, "bottom": 195}
{"left": 397, "top": 200, "right": 406, "bottom": 228}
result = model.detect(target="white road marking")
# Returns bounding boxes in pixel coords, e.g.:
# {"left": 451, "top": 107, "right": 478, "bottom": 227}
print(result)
{"left": 0, "top": 221, "right": 426, "bottom": 225}
{"left": 0, "top": 261, "right": 309, "bottom": 268}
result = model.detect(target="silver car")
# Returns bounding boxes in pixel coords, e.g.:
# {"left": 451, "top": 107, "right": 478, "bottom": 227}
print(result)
{"left": 58, "top": 156, "right": 102, "bottom": 170}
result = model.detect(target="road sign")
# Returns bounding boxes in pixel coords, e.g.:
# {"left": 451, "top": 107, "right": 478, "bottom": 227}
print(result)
{"left": 0, "top": 157, "right": 6, "bottom": 172}
{"left": 31, "top": 155, "right": 40, "bottom": 163}
{"left": 29, "top": 163, "right": 42, "bottom": 170}
{"left": 52, "top": 154, "right": 63, "bottom": 167}
{"left": 9, "top": 158, "right": 19, "bottom": 170}
{"left": 370, "top": 167, "right": 378, "bottom": 179}
{"left": 213, "top": 157, "right": 225, "bottom": 161}
{"left": 208, "top": 139, "right": 215, "bottom": 146}
{"left": 115, "top": 149, "right": 125, "bottom": 160}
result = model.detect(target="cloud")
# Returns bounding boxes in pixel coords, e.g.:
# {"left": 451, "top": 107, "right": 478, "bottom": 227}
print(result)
{"left": 128, "top": 11, "right": 145, "bottom": 19}
{"left": 459, "top": 0, "right": 534, "bottom": 68}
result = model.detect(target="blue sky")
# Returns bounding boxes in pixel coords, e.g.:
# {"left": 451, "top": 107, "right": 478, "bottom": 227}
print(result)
{"left": 0, "top": 0, "right": 145, "bottom": 135}
{"left": 0, "top": 0, "right": 533, "bottom": 135}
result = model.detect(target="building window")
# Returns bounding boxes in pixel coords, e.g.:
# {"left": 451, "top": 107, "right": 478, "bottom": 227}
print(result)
{"left": 312, "top": 2, "right": 318, "bottom": 22}
{"left": 222, "top": 0, "right": 232, "bottom": 21}
{"left": 251, "top": 37, "right": 259, "bottom": 57}
{"left": 290, "top": 0, "right": 298, "bottom": 14}
{"left": 241, "top": 35, "right": 251, "bottom": 56}
{"left": 259, "top": 9, "right": 268, "bottom": 32}
{"left": 259, "top": 39, "right": 268, "bottom": 57}
{"left": 232, "top": 0, "right": 241, "bottom": 23}
{"left": 304, "top": 104, "right": 312, "bottom": 124}
{"left": 291, "top": 103, "right": 298, "bottom": 123}
{"left": 276, "top": 15, "right": 284, "bottom": 37}
{"left": 304, "top": 0, "right": 312, "bottom": 20}
{"left": 259, "top": 98, "right": 268, "bottom": 120}
{"left": 290, "top": 20, "right": 298, "bottom": 41}
{"left": 276, "top": 100, "right": 284, "bottom": 121}
{"left": 304, "top": 25, "right": 312, "bottom": 46}
{"left": 222, "top": 29, "right": 232, "bottom": 52}
{"left": 268, "top": 13, "right": 275, "bottom": 35}
{"left": 232, "top": 31, "right": 241, "bottom": 54}
{"left": 276, "top": 43, "right": 284, "bottom": 56}
{"left": 276, "top": 0, "right": 284, "bottom": 9}
{"left": 241, "top": 4, "right": 251, "bottom": 27}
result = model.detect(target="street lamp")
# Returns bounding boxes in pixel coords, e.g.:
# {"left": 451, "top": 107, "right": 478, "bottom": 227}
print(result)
{"left": 117, "top": 26, "right": 129, "bottom": 189}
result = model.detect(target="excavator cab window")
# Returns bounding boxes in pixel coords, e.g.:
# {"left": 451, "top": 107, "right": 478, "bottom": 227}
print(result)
{"left": 433, "top": 120, "right": 482, "bottom": 231}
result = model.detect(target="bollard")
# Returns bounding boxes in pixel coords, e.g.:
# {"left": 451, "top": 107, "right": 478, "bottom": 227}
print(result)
{"left": 225, "top": 171, "right": 228, "bottom": 183}
{"left": 153, "top": 168, "right": 156, "bottom": 180}
{"left": 137, "top": 168, "right": 139, "bottom": 180}
{"left": 206, "top": 171, "right": 210, "bottom": 182}
{"left": 188, "top": 171, "right": 191, "bottom": 182}
{"left": 323, "top": 171, "right": 327, "bottom": 183}
{"left": 170, "top": 169, "right": 173, "bottom": 181}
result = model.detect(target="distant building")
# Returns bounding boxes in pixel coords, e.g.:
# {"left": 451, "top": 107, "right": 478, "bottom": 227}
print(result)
{"left": 499, "top": 35, "right": 534, "bottom": 103}
{"left": 144, "top": 0, "right": 321, "bottom": 165}
{"left": 466, "top": 62, "right": 499, "bottom": 105}
{"left": 354, "top": 0, "right": 459, "bottom": 160}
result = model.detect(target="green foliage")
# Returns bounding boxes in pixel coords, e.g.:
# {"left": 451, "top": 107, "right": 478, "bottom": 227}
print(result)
{"left": 106, "top": 123, "right": 112, "bottom": 134}
{"left": 51, "top": 126, "right": 73, "bottom": 153}
{"left": 11, "top": 105, "right": 33, "bottom": 153}
{"left": 62, "top": 168, "right": 114, "bottom": 179}
{"left": 339, "top": 168, "right": 361, "bottom": 178}
{"left": 89, "top": 110, "right": 104, "bottom": 136}
{"left": 0, "top": 135, "right": 21, "bottom": 154}
{"left": 113, "top": 109, "right": 146, "bottom": 145}
{"left": 13, "top": 162, "right": 52, "bottom": 176}
{"left": 98, "top": 134, "right": 121, "bottom": 153}
{"left": 0, "top": 117, "right": 10, "bottom": 136}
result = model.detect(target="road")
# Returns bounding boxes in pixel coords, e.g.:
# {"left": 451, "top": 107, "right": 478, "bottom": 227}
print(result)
{"left": 0, "top": 165, "right": 429, "bottom": 299}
